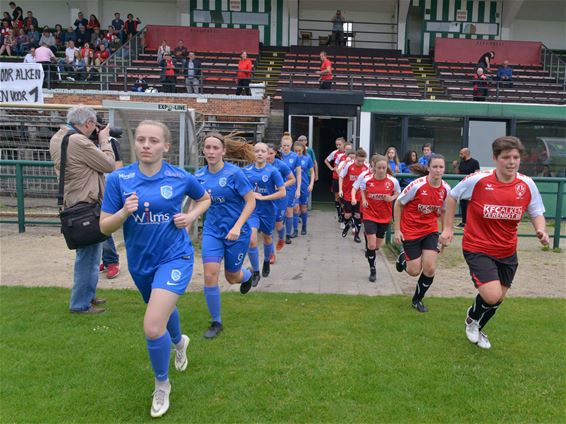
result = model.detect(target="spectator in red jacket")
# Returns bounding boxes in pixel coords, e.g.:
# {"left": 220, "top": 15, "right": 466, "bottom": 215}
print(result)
{"left": 472, "top": 67, "right": 489, "bottom": 101}
{"left": 236, "top": 51, "right": 253, "bottom": 95}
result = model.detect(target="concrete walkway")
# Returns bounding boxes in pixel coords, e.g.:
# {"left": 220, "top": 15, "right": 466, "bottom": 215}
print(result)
{"left": 226, "top": 210, "right": 402, "bottom": 296}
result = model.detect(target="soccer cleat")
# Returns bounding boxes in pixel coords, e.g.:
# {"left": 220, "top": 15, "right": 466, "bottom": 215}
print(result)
{"left": 354, "top": 234, "right": 361, "bottom": 243}
{"left": 99, "top": 263, "right": 107, "bottom": 272}
{"left": 106, "top": 263, "right": 120, "bottom": 279}
{"left": 203, "top": 321, "right": 223, "bottom": 339}
{"left": 477, "top": 331, "right": 491, "bottom": 349}
{"left": 285, "top": 235, "right": 292, "bottom": 245}
{"left": 369, "top": 267, "right": 376, "bottom": 283}
{"left": 395, "top": 251, "right": 406, "bottom": 273}
{"left": 465, "top": 310, "right": 480, "bottom": 344}
{"left": 174, "top": 334, "right": 190, "bottom": 372}
{"left": 251, "top": 271, "right": 261, "bottom": 287}
{"left": 341, "top": 226, "right": 350, "bottom": 238}
{"left": 412, "top": 300, "right": 429, "bottom": 313}
{"left": 301, "top": 228, "right": 307, "bottom": 236}
{"left": 269, "top": 254, "right": 276, "bottom": 264}
{"left": 262, "top": 261, "right": 270, "bottom": 278}
{"left": 150, "top": 382, "right": 171, "bottom": 418}
{"left": 240, "top": 268, "right": 254, "bottom": 294}
{"left": 455, "top": 222, "right": 465, "bottom": 229}
{"left": 290, "top": 231, "right": 298, "bottom": 239}
{"left": 276, "top": 239, "right": 285, "bottom": 251}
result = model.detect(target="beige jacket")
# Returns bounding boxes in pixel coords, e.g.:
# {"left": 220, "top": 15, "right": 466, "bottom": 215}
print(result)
{"left": 50, "top": 127, "right": 115, "bottom": 209}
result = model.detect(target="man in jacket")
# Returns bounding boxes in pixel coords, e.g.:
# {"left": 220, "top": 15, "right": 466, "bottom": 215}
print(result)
{"left": 184, "top": 51, "right": 202, "bottom": 94}
{"left": 50, "top": 105, "right": 115, "bottom": 314}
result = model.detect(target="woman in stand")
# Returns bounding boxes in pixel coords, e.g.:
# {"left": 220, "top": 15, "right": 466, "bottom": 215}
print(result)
{"left": 194, "top": 132, "right": 256, "bottom": 339}
{"left": 243, "top": 142, "right": 285, "bottom": 284}
{"left": 393, "top": 155, "right": 451, "bottom": 313}
{"left": 100, "top": 120, "right": 211, "bottom": 418}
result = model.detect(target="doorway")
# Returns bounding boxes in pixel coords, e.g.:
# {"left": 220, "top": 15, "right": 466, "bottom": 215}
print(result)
{"left": 406, "top": 5, "right": 423, "bottom": 56}
{"left": 468, "top": 120, "right": 507, "bottom": 168}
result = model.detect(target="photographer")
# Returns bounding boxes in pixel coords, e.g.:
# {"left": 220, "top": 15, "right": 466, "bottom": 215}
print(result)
{"left": 49, "top": 105, "right": 115, "bottom": 314}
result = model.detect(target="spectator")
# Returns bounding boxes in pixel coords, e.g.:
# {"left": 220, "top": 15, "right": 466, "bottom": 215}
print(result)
{"left": 23, "top": 10, "right": 38, "bottom": 31}
{"left": 111, "top": 12, "right": 124, "bottom": 41}
{"left": 473, "top": 67, "right": 489, "bottom": 101}
{"left": 496, "top": 60, "right": 513, "bottom": 88}
{"left": 81, "top": 41, "right": 94, "bottom": 71}
{"left": 62, "top": 26, "right": 77, "bottom": 44}
{"left": 35, "top": 43, "right": 57, "bottom": 84}
{"left": 156, "top": 39, "right": 170, "bottom": 63}
{"left": 454, "top": 147, "right": 480, "bottom": 228}
{"left": 0, "top": 28, "right": 15, "bottom": 56}
{"left": 132, "top": 75, "right": 148, "bottom": 92}
{"left": 317, "top": 51, "right": 333, "bottom": 89}
{"left": 9, "top": 2, "right": 23, "bottom": 24}
{"left": 90, "top": 26, "right": 104, "bottom": 50}
{"left": 173, "top": 39, "right": 187, "bottom": 67}
{"left": 57, "top": 40, "right": 78, "bottom": 79}
{"left": 184, "top": 51, "right": 202, "bottom": 94}
{"left": 1, "top": 19, "right": 11, "bottom": 38}
{"left": 330, "top": 10, "right": 345, "bottom": 47}
{"left": 15, "top": 27, "right": 30, "bottom": 55}
{"left": 69, "top": 49, "right": 86, "bottom": 81}
{"left": 477, "top": 50, "right": 495, "bottom": 73}
{"left": 23, "top": 45, "right": 35, "bottom": 62}
{"left": 94, "top": 43, "right": 109, "bottom": 66}
{"left": 124, "top": 14, "right": 141, "bottom": 37}
{"left": 74, "top": 11, "right": 87, "bottom": 31}
{"left": 26, "top": 24, "right": 39, "bottom": 46}
{"left": 418, "top": 143, "right": 433, "bottom": 166}
{"left": 53, "top": 24, "right": 64, "bottom": 49}
{"left": 120, "top": 33, "right": 132, "bottom": 59}
{"left": 236, "top": 50, "right": 253, "bottom": 95}
{"left": 39, "top": 28, "right": 56, "bottom": 53}
{"left": 87, "top": 14, "right": 100, "bottom": 31}
{"left": 160, "top": 53, "right": 177, "bottom": 93}
{"left": 75, "top": 24, "right": 89, "bottom": 47}
{"left": 385, "top": 146, "right": 400, "bottom": 173}
{"left": 3, "top": 12, "right": 12, "bottom": 25}
{"left": 49, "top": 105, "right": 115, "bottom": 314}
{"left": 399, "top": 149, "right": 418, "bottom": 188}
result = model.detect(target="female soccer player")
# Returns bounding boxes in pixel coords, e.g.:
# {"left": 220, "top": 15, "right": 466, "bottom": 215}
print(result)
{"left": 393, "top": 154, "right": 451, "bottom": 313}
{"left": 293, "top": 141, "right": 315, "bottom": 235}
{"left": 243, "top": 142, "right": 285, "bottom": 283}
{"left": 439, "top": 136, "right": 549, "bottom": 349}
{"left": 194, "top": 132, "right": 256, "bottom": 339}
{"left": 324, "top": 137, "right": 346, "bottom": 222}
{"left": 385, "top": 146, "right": 400, "bottom": 173}
{"left": 356, "top": 155, "right": 400, "bottom": 282}
{"left": 339, "top": 148, "right": 369, "bottom": 243}
{"left": 100, "top": 120, "right": 211, "bottom": 418}
{"left": 267, "top": 144, "right": 296, "bottom": 257}
{"left": 280, "top": 134, "right": 302, "bottom": 243}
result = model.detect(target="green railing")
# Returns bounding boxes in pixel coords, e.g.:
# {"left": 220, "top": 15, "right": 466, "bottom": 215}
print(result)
{"left": 1, "top": 162, "right": 565, "bottom": 249}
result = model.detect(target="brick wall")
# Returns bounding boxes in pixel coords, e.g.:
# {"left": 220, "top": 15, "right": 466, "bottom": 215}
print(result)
{"left": 44, "top": 91, "right": 271, "bottom": 116}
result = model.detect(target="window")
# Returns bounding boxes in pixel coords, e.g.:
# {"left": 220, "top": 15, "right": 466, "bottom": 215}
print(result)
{"left": 372, "top": 115, "right": 402, "bottom": 157}
{"left": 408, "top": 117, "right": 463, "bottom": 164}
{"left": 516, "top": 120, "right": 566, "bottom": 177}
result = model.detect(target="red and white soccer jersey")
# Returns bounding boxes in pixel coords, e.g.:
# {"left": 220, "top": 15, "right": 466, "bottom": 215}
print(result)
{"left": 357, "top": 174, "right": 401, "bottom": 224}
{"left": 450, "top": 170, "right": 545, "bottom": 258}
{"left": 326, "top": 149, "right": 346, "bottom": 180}
{"left": 397, "top": 176, "right": 451, "bottom": 240}
{"left": 339, "top": 161, "right": 369, "bottom": 202}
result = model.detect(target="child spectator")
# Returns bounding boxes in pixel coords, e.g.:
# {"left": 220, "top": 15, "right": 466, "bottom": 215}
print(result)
{"left": 132, "top": 76, "right": 148, "bottom": 92}
{"left": 496, "top": 60, "right": 513, "bottom": 88}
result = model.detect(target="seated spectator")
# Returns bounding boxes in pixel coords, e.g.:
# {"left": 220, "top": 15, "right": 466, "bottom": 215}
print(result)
{"left": 15, "top": 27, "right": 30, "bottom": 55}
{"left": 124, "top": 14, "right": 141, "bottom": 36}
{"left": 1, "top": 19, "right": 12, "bottom": 39}
{"left": 399, "top": 150, "right": 418, "bottom": 189}
{"left": 94, "top": 43, "right": 109, "bottom": 66}
{"left": 417, "top": 143, "right": 433, "bottom": 166}
{"left": 496, "top": 60, "right": 513, "bottom": 87}
{"left": 3, "top": 12, "right": 12, "bottom": 25}
{"left": 69, "top": 49, "right": 86, "bottom": 80}
{"left": 111, "top": 12, "right": 124, "bottom": 42}
{"left": 57, "top": 40, "right": 78, "bottom": 78}
{"left": 74, "top": 11, "right": 87, "bottom": 31}
{"left": 27, "top": 24, "right": 39, "bottom": 46}
{"left": 80, "top": 41, "right": 94, "bottom": 67}
{"left": 477, "top": 50, "right": 495, "bottom": 73}
{"left": 0, "top": 28, "right": 15, "bottom": 56}
{"left": 23, "top": 10, "right": 38, "bottom": 31}
{"left": 90, "top": 27, "right": 104, "bottom": 49}
{"left": 472, "top": 67, "right": 489, "bottom": 101}
{"left": 23, "top": 45, "right": 35, "bottom": 62}
{"left": 62, "top": 26, "right": 77, "bottom": 44}
{"left": 173, "top": 39, "right": 187, "bottom": 67}
{"left": 157, "top": 39, "right": 171, "bottom": 63}
{"left": 75, "top": 24, "right": 89, "bottom": 47}
{"left": 132, "top": 76, "right": 148, "bottom": 92}
{"left": 160, "top": 53, "right": 177, "bottom": 93}
{"left": 39, "top": 28, "right": 56, "bottom": 53}
{"left": 87, "top": 14, "right": 100, "bottom": 31}
{"left": 53, "top": 24, "right": 64, "bottom": 49}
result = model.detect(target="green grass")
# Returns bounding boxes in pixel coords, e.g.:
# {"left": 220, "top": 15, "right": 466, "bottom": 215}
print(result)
{"left": 1, "top": 287, "right": 565, "bottom": 423}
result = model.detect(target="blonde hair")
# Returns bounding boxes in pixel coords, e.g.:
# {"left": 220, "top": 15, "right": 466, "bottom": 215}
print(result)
{"left": 136, "top": 120, "right": 171, "bottom": 144}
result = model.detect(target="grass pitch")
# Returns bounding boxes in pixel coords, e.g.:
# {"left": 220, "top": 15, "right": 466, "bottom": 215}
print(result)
{"left": 1, "top": 286, "right": 564, "bottom": 423}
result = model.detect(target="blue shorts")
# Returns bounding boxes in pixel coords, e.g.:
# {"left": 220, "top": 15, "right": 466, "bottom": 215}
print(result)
{"left": 249, "top": 213, "right": 276, "bottom": 235}
{"left": 299, "top": 188, "right": 310, "bottom": 206}
{"left": 202, "top": 233, "right": 251, "bottom": 273}
{"left": 131, "top": 255, "right": 194, "bottom": 303}
{"left": 276, "top": 205, "right": 286, "bottom": 222}
{"left": 286, "top": 188, "right": 297, "bottom": 208}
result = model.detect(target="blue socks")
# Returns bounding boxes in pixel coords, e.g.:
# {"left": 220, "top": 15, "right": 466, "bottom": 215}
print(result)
{"left": 263, "top": 243, "right": 273, "bottom": 262}
{"left": 248, "top": 246, "right": 259, "bottom": 272}
{"left": 301, "top": 212, "right": 308, "bottom": 231}
{"left": 146, "top": 332, "right": 171, "bottom": 382}
{"left": 278, "top": 227, "right": 285, "bottom": 240}
{"left": 204, "top": 285, "right": 221, "bottom": 323}
{"left": 166, "top": 307, "right": 181, "bottom": 344}
{"left": 293, "top": 213, "right": 299, "bottom": 232}
{"left": 241, "top": 267, "right": 252, "bottom": 283}
{"left": 285, "top": 216, "right": 293, "bottom": 235}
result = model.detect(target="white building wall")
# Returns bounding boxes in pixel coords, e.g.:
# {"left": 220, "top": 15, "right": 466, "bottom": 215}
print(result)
{"left": 509, "top": 19, "right": 566, "bottom": 49}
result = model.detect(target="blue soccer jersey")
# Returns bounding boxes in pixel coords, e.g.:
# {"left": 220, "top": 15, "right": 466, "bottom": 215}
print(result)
{"left": 281, "top": 151, "right": 300, "bottom": 189}
{"left": 272, "top": 158, "right": 292, "bottom": 211}
{"left": 298, "top": 155, "right": 314, "bottom": 191}
{"left": 101, "top": 161, "right": 205, "bottom": 276}
{"left": 243, "top": 163, "right": 284, "bottom": 219}
{"left": 194, "top": 162, "right": 253, "bottom": 239}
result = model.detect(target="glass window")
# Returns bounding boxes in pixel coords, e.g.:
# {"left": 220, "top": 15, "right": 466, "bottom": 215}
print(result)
{"left": 372, "top": 115, "right": 402, "bottom": 157}
{"left": 408, "top": 116, "right": 463, "bottom": 165}
{"left": 516, "top": 120, "right": 566, "bottom": 177}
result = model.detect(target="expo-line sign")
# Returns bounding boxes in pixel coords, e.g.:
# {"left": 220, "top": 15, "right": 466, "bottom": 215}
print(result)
{"left": 0, "top": 62, "right": 44, "bottom": 104}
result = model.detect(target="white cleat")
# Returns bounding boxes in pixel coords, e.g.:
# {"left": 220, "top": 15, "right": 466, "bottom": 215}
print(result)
{"left": 150, "top": 382, "right": 171, "bottom": 418}
{"left": 477, "top": 331, "right": 492, "bottom": 349}
{"left": 174, "top": 334, "right": 190, "bottom": 372}
{"left": 465, "top": 310, "right": 480, "bottom": 344}
{"left": 340, "top": 222, "right": 345, "bottom": 230}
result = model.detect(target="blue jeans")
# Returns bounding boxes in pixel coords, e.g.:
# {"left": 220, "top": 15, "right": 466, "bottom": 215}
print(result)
{"left": 70, "top": 242, "right": 102, "bottom": 312}
{"left": 102, "top": 236, "right": 119, "bottom": 266}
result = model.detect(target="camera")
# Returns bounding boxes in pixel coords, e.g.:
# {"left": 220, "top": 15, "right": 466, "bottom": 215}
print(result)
{"left": 89, "top": 122, "right": 123, "bottom": 142}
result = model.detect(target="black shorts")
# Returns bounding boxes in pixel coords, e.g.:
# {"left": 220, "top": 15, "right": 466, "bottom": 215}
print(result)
{"left": 463, "top": 251, "right": 518, "bottom": 288}
{"left": 363, "top": 220, "right": 388, "bottom": 238}
{"left": 403, "top": 232, "right": 439, "bottom": 261}
{"left": 343, "top": 202, "right": 359, "bottom": 215}
{"left": 331, "top": 179, "right": 339, "bottom": 193}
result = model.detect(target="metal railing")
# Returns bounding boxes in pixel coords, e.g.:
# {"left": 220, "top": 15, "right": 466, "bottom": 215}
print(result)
{"left": 541, "top": 44, "right": 566, "bottom": 90}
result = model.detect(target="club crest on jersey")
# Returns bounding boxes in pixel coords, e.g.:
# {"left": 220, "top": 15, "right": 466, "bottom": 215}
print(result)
{"left": 171, "top": 269, "right": 181, "bottom": 282}
{"left": 438, "top": 190, "right": 445, "bottom": 200}
{"left": 515, "top": 183, "right": 526, "bottom": 198}
{"left": 219, "top": 177, "right": 227, "bottom": 187}
{"left": 160, "top": 185, "right": 173, "bottom": 199}
{"left": 384, "top": 182, "right": 391, "bottom": 190}
{"left": 262, "top": 174, "right": 269, "bottom": 182}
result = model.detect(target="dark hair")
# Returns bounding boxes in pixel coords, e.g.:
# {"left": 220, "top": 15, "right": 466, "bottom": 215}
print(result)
{"left": 410, "top": 154, "right": 445, "bottom": 177}
{"left": 205, "top": 131, "right": 225, "bottom": 146}
{"left": 402, "top": 150, "right": 417, "bottom": 165}
{"left": 9, "top": 2, "right": 16, "bottom": 6}
{"left": 427, "top": 153, "right": 445, "bottom": 165}
{"left": 422, "top": 143, "right": 432, "bottom": 152}
{"left": 355, "top": 148, "right": 367, "bottom": 158}
{"left": 492, "top": 136, "right": 524, "bottom": 158}
{"left": 267, "top": 143, "right": 282, "bottom": 159}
